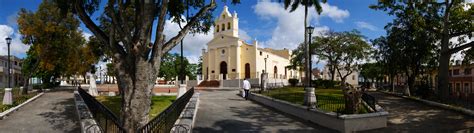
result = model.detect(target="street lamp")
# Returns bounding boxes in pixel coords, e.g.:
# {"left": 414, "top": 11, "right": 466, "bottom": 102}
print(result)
{"left": 303, "top": 26, "right": 316, "bottom": 108}
{"left": 264, "top": 55, "right": 268, "bottom": 73}
{"left": 5, "top": 37, "right": 12, "bottom": 88}
{"left": 306, "top": 26, "right": 314, "bottom": 87}
{"left": 3, "top": 37, "right": 13, "bottom": 105}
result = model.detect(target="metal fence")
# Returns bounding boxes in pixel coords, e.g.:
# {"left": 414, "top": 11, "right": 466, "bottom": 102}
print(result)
{"left": 361, "top": 92, "right": 377, "bottom": 111}
{"left": 137, "top": 88, "right": 194, "bottom": 133}
{"left": 252, "top": 87, "right": 380, "bottom": 114}
{"left": 78, "top": 87, "right": 125, "bottom": 133}
{"left": 315, "top": 94, "right": 345, "bottom": 113}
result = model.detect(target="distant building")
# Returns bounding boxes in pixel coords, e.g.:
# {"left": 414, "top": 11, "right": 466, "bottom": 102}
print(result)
{"left": 201, "top": 6, "right": 302, "bottom": 81}
{"left": 312, "top": 68, "right": 321, "bottom": 80}
{"left": 431, "top": 64, "right": 474, "bottom": 99}
{"left": 0, "top": 55, "right": 23, "bottom": 88}
{"left": 320, "top": 65, "right": 359, "bottom": 87}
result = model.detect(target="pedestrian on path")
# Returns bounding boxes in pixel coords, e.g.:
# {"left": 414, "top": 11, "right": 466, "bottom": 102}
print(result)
{"left": 243, "top": 78, "right": 251, "bottom": 100}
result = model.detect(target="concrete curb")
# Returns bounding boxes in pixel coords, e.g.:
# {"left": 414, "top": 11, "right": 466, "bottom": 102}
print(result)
{"left": 248, "top": 93, "right": 388, "bottom": 133}
{"left": 73, "top": 91, "right": 101, "bottom": 133}
{"left": 172, "top": 92, "right": 200, "bottom": 133}
{"left": 379, "top": 91, "right": 474, "bottom": 116}
{"left": 0, "top": 92, "right": 45, "bottom": 120}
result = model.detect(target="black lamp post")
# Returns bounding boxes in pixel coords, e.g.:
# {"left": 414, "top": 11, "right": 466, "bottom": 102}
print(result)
{"left": 306, "top": 26, "right": 314, "bottom": 87}
{"left": 5, "top": 37, "right": 12, "bottom": 88}
{"left": 264, "top": 55, "right": 268, "bottom": 73}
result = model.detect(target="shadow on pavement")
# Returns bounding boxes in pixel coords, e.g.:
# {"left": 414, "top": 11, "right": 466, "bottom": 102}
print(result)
{"left": 37, "top": 93, "right": 80, "bottom": 133}
{"left": 362, "top": 92, "right": 474, "bottom": 133}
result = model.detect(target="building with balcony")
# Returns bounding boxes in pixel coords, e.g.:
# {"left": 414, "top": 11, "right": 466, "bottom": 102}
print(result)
{"left": 0, "top": 55, "right": 23, "bottom": 88}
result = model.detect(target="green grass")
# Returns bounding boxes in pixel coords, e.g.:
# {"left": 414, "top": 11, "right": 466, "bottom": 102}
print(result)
{"left": 95, "top": 96, "right": 176, "bottom": 118}
{"left": 0, "top": 88, "right": 39, "bottom": 112}
{"left": 261, "top": 87, "right": 367, "bottom": 114}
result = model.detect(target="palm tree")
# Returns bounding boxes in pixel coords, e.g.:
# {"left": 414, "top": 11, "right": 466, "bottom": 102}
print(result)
{"left": 281, "top": 0, "right": 327, "bottom": 107}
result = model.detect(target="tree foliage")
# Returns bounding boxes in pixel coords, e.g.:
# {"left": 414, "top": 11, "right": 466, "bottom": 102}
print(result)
{"left": 371, "top": 0, "right": 473, "bottom": 98}
{"left": 18, "top": 0, "right": 90, "bottom": 87}
{"left": 158, "top": 53, "right": 197, "bottom": 81}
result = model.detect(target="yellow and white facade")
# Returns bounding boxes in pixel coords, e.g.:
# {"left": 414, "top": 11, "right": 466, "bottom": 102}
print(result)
{"left": 202, "top": 6, "right": 301, "bottom": 81}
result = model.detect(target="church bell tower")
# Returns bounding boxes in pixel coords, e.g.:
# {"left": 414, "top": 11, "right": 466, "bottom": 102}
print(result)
{"left": 214, "top": 5, "right": 239, "bottom": 38}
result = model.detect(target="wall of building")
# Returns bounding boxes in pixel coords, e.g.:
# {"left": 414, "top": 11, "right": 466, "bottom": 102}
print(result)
{"left": 0, "top": 56, "right": 23, "bottom": 88}
{"left": 321, "top": 66, "right": 359, "bottom": 87}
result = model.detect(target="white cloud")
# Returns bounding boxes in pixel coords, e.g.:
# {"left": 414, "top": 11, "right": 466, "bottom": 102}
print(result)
{"left": 355, "top": 21, "right": 379, "bottom": 31}
{"left": 239, "top": 29, "right": 251, "bottom": 42}
{"left": 320, "top": 3, "right": 350, "bottom": 23}
{"left": 0, "top": 25, "right": 30, "bottom": 57}
{"left": 253, "top": 0, "right": 347, "bottom": 50}
{"left": 164, "top": 19, "right": 213, "bottom": 64}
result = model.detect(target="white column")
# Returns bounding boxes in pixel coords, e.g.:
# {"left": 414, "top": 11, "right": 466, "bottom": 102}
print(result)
{"left": 2, "top": 88, "right": 13, "bottom": 105}
{"left": 88, "top": 73, "right": 99, "bottom": 96}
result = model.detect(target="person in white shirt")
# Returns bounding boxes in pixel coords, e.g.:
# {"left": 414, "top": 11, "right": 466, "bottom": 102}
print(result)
{"left": 243, "top": 78, "right": 251, "bottom": 100}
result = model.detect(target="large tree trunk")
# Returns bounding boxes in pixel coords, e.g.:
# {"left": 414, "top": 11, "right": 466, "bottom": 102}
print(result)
{"left": 437, "top": 0, "right": 451, "bottom": 101}
{"left": 116, "top": 58, "right": 157, "bottom": 132}
{"left": 438, "top": 53, "right": 450, "bottom": 100}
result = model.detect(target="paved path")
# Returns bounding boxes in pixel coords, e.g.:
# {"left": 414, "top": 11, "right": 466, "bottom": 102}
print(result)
{"left": 363, "top": 92, "right": 474, "bottom": 133}
{"left": 193, "top": 89, "right": 336, "bottom": 133}
{"left": 0, "top": 90, "right": 80, "bottom": 133}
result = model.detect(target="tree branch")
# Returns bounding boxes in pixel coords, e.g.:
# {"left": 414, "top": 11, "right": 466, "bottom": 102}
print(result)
{"left": 450, "top": 31, "right": 473, "bottom": 38}
{"left": 74, "top": 0, "right": 109, "bottom": 44}
{"left": 446, "top": 41, "right": 474, "bottom": 55}
{"left": 151, "top": 0, "right": 169, "bottom": 63}
{"left": 161, "top": 0, "right": 217, "bottom": 54}
{"left": 75, "top": 0, "right": 126, "bottom": 56}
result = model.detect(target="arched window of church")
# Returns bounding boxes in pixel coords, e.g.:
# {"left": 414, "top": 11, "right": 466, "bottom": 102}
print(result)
{"left": 227, "top": 22, "right": 231, "bottom": 29}
{"left": 223, "top": 15, "right": 225, "bottom": 19}
{"left": 216, "top": 25, "right": 220, "bottom": 32}
{"left": 221, "top": 24, "right": 225, "bottom": 31}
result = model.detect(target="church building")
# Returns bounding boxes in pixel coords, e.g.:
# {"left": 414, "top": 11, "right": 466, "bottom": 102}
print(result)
{"left": 201, "top": 6, "right": 301, "bottom": 81}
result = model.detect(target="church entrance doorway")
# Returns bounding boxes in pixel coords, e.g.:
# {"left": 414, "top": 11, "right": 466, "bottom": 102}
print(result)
{"left": 274, "top": 66, "right": 278, "bottom": 79}
{"left": 220, "top": 61, "right": 227, "bottom": 80}
{"left": 245, "top": 63, "right": 250, "bottom": 79}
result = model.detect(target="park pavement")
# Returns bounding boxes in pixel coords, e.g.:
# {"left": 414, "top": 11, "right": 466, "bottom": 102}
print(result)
{"left": 363, "top": 92, "right": 474, "bottom": 133}
{"left": 193, "top": 89, "right": 336, "bottom": 133}
{"left": 0, "top": 89, "right": 80, "bottom": 133}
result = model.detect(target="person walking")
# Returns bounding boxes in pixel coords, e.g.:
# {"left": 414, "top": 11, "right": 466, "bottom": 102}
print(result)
{"left": 243, "top": 78, "right": 251, "bottom": 100}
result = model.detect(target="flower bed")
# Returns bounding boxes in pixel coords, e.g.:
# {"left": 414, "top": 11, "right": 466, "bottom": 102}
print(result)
{"left": 0, "top": 88, "right": 39, "bottom": 112}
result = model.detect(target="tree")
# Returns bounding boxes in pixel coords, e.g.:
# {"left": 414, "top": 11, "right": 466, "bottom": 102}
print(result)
{"left": 311, "top": 31, "right": 342, "bottom": 81}
{"left": 359, "top": 62, "right": 384, "bottom": 87}
{"left": 371, "top": 0, "right": 473, "bottom": 100}
{"left": 281, "top": 0, "right": 327, "bottom": 106}
{"left": 18, "top": 0, "right": 86, "bottom": 89}
{"left": 372, "top": 36, "right": 402, "bottom": 92}
{"left": 159, "top": 53, "right": 197, "bottom": 81}
{"left": 54, "top": 0, "right": 240, "bottom": 130}
{"left": 20, "top": 51, "right": 39, "bottom": 94}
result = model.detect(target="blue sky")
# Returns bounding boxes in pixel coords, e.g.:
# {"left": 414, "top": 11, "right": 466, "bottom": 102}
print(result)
{"left": 0, "top": 0, "right": 394, "bottom": 69}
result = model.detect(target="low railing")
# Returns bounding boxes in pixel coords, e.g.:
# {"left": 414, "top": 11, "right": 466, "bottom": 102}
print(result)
{"left": 78, "top": 87, "right": 125, "bottom": 133}
{"left": 137, "top": 88, "right": 194, "bottom": 133}
{"left": 316, "top": 94, "right": 345, "bottom": 113}
{"left": 361, "top": 93, "right": 377, "bottom": 111}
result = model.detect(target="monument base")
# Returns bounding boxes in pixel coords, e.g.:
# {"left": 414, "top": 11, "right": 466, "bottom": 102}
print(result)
{"left": 3, "top": 88, "right": 13, "bottom": 105}
{"left": 304, "top": 87, "right": 316, "bottom": 108}
{"left": 177, "top": 84, "right": 187, "bottom": 98}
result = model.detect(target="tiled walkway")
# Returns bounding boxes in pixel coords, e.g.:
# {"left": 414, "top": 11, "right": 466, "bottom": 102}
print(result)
{"left": 0, "top": 90, "right": 80, "bottom": 133}
{"left": 193, "top": 89, "right": 336, "bottom": 133}
{"left": 363, "top": 92, "right": 474, "bottom": 132}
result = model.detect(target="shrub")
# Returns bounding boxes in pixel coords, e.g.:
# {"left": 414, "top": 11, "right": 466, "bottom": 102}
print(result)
{"left": 312, "top": 79, "right": 340, "bottom": 89}
{"left": 288, "top": 79, "right": 299, "bottom": 86}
